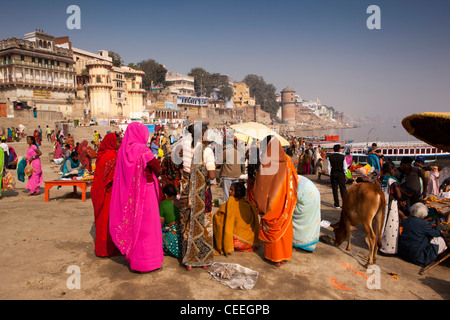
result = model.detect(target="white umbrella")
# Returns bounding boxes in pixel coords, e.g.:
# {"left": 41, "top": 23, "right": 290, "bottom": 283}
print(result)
{"left": 230, "top": 122, "right": 290, "bottom": 146}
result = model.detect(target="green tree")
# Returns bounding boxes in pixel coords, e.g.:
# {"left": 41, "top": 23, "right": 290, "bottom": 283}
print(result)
{"left": 137, "top": 59, "right": 167, "bottom": 90}
{"left": 242, "top": 74, "right": 278, "bottom": 116}
{"left": 108, "top": 51, "right": 123, "bottom": 67}
{"left": 188, "top": 68, "right": 232, "bottom": 101}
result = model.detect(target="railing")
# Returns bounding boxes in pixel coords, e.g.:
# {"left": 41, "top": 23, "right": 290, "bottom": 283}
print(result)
{"left": 0, "top": 78, "right": 75, "bottom": 87}
{"left": 0, "top": 59, "right": 75, "bottom": 72}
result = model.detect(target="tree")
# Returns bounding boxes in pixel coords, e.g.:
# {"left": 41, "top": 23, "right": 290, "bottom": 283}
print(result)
{"left": 242, "top": 74, "right": 278, "bottom": 116}
{"left": 108, "top": 51, "right": 123, "bottom": 67}
{"left": 188, "top": 68, "right": 232, "bottom": 101}
{"left": 137, "top": 59, "right": 167, "bottom": 90}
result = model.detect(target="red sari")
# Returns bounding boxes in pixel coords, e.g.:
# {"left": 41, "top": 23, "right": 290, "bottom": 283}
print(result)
{"left": 91, "top": 133, "right": 119, "bottom": 257}
{"left": 78, "top": 140, "right": 92, "bottom": 173}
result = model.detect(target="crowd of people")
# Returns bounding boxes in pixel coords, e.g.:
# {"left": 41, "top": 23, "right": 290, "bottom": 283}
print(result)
{"left": 89, "top": 121, "right": 323, "bottom": 273}
{"left": 1, "top": 120, "right": 448, "bottom": 274}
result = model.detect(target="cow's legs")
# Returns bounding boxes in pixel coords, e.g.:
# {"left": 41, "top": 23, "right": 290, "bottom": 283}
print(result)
{"left": 345, "top": 220, "right": 352, "bottom": 251}
{"left": 363, "top": 224, "right": 376, "bottom": 267}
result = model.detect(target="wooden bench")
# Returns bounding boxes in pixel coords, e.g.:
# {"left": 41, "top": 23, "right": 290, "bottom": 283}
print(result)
{"left": 44, "top": 179, "right": 92, "bottom": 202}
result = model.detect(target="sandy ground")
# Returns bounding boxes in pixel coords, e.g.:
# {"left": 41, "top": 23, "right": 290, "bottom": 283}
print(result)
{"left": 0, "top": 128, "right": 449, "bottom": 301}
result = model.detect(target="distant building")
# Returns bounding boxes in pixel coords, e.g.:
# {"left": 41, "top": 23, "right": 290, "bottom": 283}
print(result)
{"left": 56, "top": 36, "right": 146, "bottom": 120}
{"left": 281, "top": 86, "right": 296, "bottom": 124}
{"left": 232, "top": 82, "right": 255, "bottom": 107}
{"left": 166, "top": 71, "right": 195, "bottom": 97}
{"left": 0, "top": 30, "right": 76, "bottom": 117}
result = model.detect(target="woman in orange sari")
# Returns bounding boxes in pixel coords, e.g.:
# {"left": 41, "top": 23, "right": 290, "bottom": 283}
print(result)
{"left": 253, "top": 136, "right": 299, "bottom": 267}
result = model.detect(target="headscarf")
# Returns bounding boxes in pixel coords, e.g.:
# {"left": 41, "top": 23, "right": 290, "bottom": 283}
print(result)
{"left": 78, "top": 140, "right": 90, "bottom": 168}
{"left": 91, "top": 133, "right": 118, "bottom": 216}
{"left": 253, "top": 136, "right": 299, "bottom": 243}
{"left": 109, "top": 122, "right": 162, "bottom": 256}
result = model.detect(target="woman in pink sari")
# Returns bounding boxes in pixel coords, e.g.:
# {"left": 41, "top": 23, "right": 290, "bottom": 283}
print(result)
{"left": 26, "top": 136, "right": 43, "bottom": 195}
{"left": 109, "top": 122, "right": 164, "bottom": 273}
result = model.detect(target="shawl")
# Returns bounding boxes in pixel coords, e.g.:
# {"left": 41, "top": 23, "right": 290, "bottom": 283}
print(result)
{"left": 77, "top": 140, "right": 91, "bottom": 171}
{"left": 91, "top": 133, "right": 117, "bottom": 216}
{"left": 253, "top": 136, "right": 299, "bottom": 243}
{"left": 213, "top": 196, "right": 261, "bottom": 256}
{"left": 53, "top": 142, "right": 63, "bottom": 159}
{"left": 109, "top": 122, "right": 162, "bottom": 256}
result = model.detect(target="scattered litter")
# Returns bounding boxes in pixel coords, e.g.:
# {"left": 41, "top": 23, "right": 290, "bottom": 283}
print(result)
{"left": 208, "top": 262, "right": 259, "bottom": 290}
{"left": 320, "top": 220, "right": 331, "bottom": 228}
{"left": 340, "top": 263, "right": 368, "bottom": 280}
{"left": 388, "top": 273, "right": 399, "bottom": 280}
{"left": 330, "top": 277, "right": 353, "bottom": 291}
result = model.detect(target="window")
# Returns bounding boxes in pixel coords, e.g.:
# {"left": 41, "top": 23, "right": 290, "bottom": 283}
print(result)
{"left": 405, "top": 149, "right": 409, "bottom": 154}
{"left": 388, "top": 149, "right": 393, "bottom": 155}
{"left": 421, "top": 148, "right": 425, "bottom": 154}
{"left": 21, "top": 55, "right": 24, "bottom": 61}
{"left": 432, "top": 148, "right": 436, "bottom": 153}
{"left": 383, "top": 149, "right": 387, "bottom": 155}
{"left": 96, "top": 76, "right": 101, "bottom": 83}
{"left": 32, "top": 57, "right": 35, "bottom": 63}
{"left": 393, "top": 149, "right": 398, "bottom": 155}
{"left": 399, "top": 149, "right": 404, "bottom": 155}
{"left": 426, "top": 148, "right": 431, "bottom": 154}
{"left": 45, "top": 59, "right": 48, "bottom": 65}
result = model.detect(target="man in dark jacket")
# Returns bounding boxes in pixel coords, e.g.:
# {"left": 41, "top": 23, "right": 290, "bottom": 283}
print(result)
{"left": 398, "top": 202, "right": 447, "bottom": 267}
{"left": 327, "top": 144, "right": 347, "bottom": 209}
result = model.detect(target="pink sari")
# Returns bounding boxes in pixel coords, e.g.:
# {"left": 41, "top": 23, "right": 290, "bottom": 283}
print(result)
{"left": 109, "top": 122, "right": 164, "bottom": 272}
{"left": 26, "top": 145, "right": 43, "bottom": 194}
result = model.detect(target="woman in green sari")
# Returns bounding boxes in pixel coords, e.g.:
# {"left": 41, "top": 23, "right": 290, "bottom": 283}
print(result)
{"left": 292, "top": 175, "right": 321, "bottom": 252}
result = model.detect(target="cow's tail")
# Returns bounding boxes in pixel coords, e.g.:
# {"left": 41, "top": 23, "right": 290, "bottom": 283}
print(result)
{"left": 376, "top": 191, "right": 386, "bottom": 248}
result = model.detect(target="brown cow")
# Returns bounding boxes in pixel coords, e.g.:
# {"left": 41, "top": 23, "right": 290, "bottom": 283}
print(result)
{"left": 331, "top": 182, "right": 386, "bottom": 268}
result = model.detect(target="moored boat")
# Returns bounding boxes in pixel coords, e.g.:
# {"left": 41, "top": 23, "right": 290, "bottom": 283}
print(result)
{"left": 346, "top": 141, "right": 450, "bottom": 164}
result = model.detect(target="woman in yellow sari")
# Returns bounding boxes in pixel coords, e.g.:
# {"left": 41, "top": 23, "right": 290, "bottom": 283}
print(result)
{"left": 213, "top": 182, "right": 261, "bottom": 255}
{"left": 253, "top": 136, "right": 299, "bottom": 267}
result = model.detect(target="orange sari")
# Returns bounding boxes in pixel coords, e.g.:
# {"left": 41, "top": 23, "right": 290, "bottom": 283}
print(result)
{"left": 253, "top": 137, "right": 299, "bottom": 263}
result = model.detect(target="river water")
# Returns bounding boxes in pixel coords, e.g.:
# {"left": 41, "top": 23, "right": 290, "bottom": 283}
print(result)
{"left": 295, "top": 119, "right": 420, "bottom": 143}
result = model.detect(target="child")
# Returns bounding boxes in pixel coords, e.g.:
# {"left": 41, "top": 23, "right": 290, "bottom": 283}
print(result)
{"left": 159, "top": 183, "right": 182, "bottom": 258}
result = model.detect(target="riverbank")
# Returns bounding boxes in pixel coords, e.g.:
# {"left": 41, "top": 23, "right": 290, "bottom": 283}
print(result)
{"left": 0, "top": 137, "right": 449, "bottom": 301}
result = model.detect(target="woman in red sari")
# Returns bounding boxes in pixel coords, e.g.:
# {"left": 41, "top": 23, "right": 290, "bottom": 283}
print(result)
{"left": 33, "top": 130, "right": 41, "bottom": 146}
{"left": 78, "top": 140, "right": 92, "bottom": 173}
{"left": 91, "top": 133, "right": 121, "bottom": 257}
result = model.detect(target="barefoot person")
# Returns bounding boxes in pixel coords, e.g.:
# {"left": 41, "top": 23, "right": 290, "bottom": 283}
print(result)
{"left": 26, "top": 136, "right": 43, "bottom": 196}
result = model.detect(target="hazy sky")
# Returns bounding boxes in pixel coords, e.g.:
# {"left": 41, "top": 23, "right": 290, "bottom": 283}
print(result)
{"left": 1, "top": 0, "right": 449, "bottom": 118}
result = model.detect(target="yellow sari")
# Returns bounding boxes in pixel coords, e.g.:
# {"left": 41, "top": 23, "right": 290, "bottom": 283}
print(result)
{"left": 213, "top": 196, "right": 261, "bottom": 256}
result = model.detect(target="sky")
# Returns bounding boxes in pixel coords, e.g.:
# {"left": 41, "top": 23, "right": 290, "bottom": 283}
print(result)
{"left": 1, "top": 0, "right": 449, "bottom": 119}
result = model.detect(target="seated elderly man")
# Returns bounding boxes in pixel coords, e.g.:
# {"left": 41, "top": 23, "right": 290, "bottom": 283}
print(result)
{"left": 398, "top": 202, "right": 447, "bottom": 267}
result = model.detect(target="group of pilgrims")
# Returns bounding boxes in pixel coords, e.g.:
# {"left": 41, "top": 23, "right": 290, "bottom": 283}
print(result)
{"left": 91, "top": 121, "right": 322, "bottom": 272}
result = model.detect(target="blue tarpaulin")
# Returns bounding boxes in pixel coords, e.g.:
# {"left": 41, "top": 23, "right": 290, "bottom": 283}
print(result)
{"left": 145, "top": 124, "right": 155, "bottom": 134}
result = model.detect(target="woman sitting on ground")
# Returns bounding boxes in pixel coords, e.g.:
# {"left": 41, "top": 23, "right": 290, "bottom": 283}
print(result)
{"left": 213, "top": 181, "right": 261, "bottom": 256}
{"left": 160, "top": 183, "right": 182, "bottom": 259}
{"left": 398, "top": 202, "right": 447, "bottom": 267}
{"left": 61, "top": 151, "right": 85, "bottom": 178}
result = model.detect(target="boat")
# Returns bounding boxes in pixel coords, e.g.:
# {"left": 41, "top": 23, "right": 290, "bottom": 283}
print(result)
{"left": 305, "top": 135, "right": 354, "bottom": 149}
{"left": 346, "top": 141, "right": 450, "bottom": 164}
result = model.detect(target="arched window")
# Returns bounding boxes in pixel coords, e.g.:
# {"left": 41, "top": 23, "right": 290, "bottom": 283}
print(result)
{"left": 43, "top": 41, "right": 47, "bottom": 49}
{"left": 39, "top": 40, "right": 43, "bottom": 48}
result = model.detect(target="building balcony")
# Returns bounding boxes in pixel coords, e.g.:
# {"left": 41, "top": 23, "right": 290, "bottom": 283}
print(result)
{"left": 0, "top": 78, "right": 76, "bottom": 90}
{"left": 0, "top": 59, "right": 75, "bottom": 72}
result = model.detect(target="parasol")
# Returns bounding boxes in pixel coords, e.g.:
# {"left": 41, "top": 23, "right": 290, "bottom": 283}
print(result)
{"left": 230, "top": 122, "right": 290, "bottom": 146}
{"left": 402, "top": 112, "right": 450, "bottom": 152}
